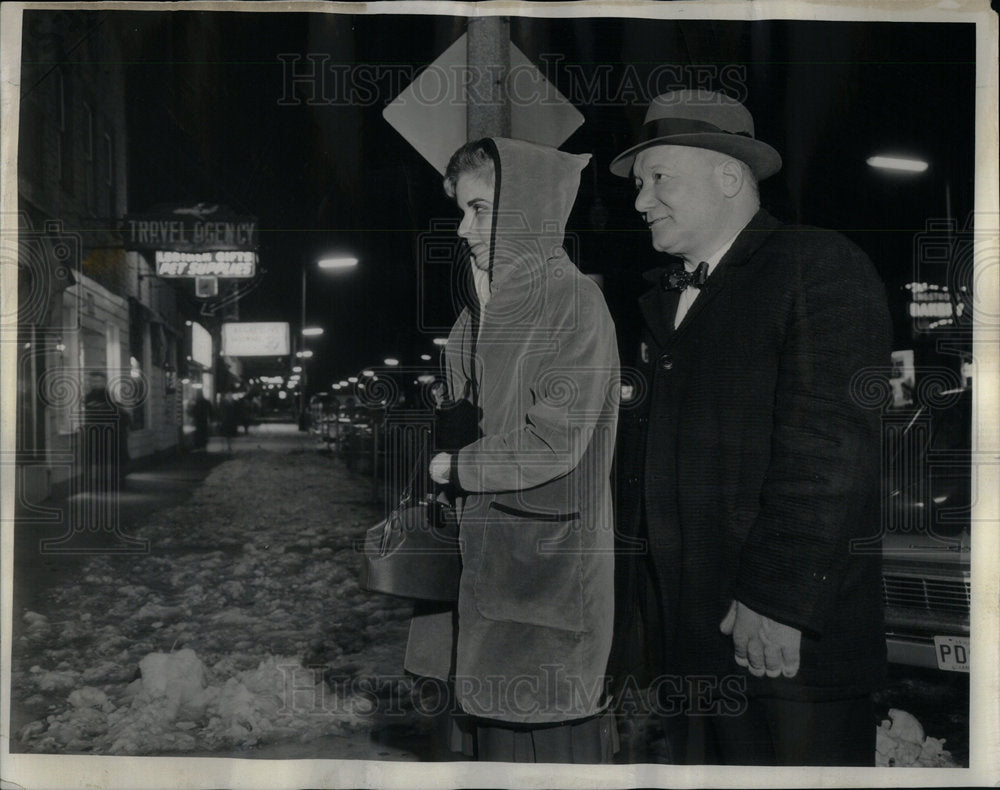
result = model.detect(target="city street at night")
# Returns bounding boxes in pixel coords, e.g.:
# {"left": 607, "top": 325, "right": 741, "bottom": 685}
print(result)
{"left": 3, "top": 3, "right": 994, "bottom": 787}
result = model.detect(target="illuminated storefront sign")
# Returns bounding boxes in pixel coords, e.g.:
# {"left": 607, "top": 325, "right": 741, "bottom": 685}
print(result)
{"left": 123, "top": 205, "right": 258, "bottom": 253}
{"left": 906, "top": 282, "right": 966, "bottom": 331}
{"left": 155, "top": 250, "right": 257, "bottom": 278}
{"left": 190, "top": 322, "right": 213, "bottom": 368}
{"left": 221, "top": 322, "right": 291, "bottom": 357}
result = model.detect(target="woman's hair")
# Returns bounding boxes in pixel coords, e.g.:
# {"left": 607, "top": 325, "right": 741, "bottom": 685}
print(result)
{"left": 443, "top": 139, "right": 495, "bottom": 199}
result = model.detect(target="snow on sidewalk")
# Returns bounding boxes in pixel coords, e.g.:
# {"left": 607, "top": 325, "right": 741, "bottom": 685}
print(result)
{"left": 12, "top": 443, "right": 423, "bottom": 756}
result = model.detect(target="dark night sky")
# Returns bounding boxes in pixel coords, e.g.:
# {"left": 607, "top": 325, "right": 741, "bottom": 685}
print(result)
{"left": 99, "top": 10, "right": 975, "bottom": 393}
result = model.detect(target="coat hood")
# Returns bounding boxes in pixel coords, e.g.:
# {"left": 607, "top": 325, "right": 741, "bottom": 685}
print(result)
{"left": 482, "top": 138, "right": 590, "bottom": 292}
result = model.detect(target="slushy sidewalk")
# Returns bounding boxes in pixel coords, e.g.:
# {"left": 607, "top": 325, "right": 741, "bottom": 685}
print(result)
{"left": 9, "top": 421, "right": 433, "bottom": 759}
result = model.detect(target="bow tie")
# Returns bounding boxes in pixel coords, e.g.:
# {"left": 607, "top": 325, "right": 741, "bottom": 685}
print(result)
{"left": 661, "top": 262, "right": 709, "bottom": 292}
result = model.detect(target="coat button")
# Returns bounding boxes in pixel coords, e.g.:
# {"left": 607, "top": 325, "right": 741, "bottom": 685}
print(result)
{"left": 627, "top": 476, "right": 639, "bottom": 485}
{"left": 658, "top": 353, "right": 674, "bottom": 371}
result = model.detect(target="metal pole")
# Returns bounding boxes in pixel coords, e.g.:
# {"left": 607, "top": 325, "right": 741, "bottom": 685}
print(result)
{"left": 299, "top": 266, "right": 308, "bottom": 429}
{"left": 466, "top": 17, "right": 511, "bottom": 140}
{"left": 372, "top": 417, "right": 380, "bottom": 502}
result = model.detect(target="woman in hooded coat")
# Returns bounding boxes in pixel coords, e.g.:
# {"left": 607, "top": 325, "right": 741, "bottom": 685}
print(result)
{"left": 414, "top": 137, "right": 620, "bottom": 763}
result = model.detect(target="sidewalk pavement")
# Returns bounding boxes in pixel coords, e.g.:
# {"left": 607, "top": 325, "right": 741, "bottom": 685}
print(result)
{"left": 11, "top": 424, "right": 317, "bottom": 616}
{"left": 8, "top": 421, "right": 437, "bottom": 760}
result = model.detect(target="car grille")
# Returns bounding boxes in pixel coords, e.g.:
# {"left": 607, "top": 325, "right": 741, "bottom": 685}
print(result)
{"left": 882, "top": 574, "right": 970, "bottom": 616}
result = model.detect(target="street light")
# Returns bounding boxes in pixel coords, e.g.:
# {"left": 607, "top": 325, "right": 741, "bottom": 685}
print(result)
{"left": 299, "top": 255, "right": 357, "bottom": 429}
{"left": 866, "top": 154, "right": 929, "bottom": 173}
{"left": 317, "top": 256, "right": 359, "bottom": 270}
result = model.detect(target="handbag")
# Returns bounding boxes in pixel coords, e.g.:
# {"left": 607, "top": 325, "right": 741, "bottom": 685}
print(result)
{"left": 359, "top": 354, "right": 482, "bottom": 601}
{"left": 359, "top": 483, "right": 461, "bottom": 601}
{"left": 359, "top": 419, "right": 467, "bottom": 602}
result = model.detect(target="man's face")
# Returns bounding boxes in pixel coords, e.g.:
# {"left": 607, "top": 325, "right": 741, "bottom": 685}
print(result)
{"left": 454, "top": 173, "right": 494, "bottom": 272}
{"left": 632, "top": 145, "right": 729, "bottom": 262}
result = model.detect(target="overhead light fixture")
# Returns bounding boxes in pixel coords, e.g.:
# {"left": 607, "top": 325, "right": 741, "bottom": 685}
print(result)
{"left": 317, "top": 256, "right": 358, "bottom": 270}
{"left": 420, "top": 354, "right": 432, "bottom": 361}
{"left": 362, "top": 369, "right": 374, "bottom": 377}
{"left": 348, "top": 376, "right": 358, "bottom": 384}
{"left": 432, "top": 338, "right": 448, "bottom": 346}
{"left": 866, "top": 155, "right": 929, "bottom": 173}
{"left": 302, "top": 327, "right": 324, "bottom": 337}
{"left": 384, "top": 358, "right": 399, "bottom": 367}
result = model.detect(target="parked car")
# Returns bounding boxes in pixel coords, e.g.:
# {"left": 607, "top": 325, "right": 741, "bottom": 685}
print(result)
{"left": 879, "top": 387, "right": 971, "bottom": 673}
{"left": 340, "top": 407, "right": 381, "bottom": 474}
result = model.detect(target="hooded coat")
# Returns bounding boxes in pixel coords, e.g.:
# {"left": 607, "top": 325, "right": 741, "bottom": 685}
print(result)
{"left": 408, "top": 138, "right": 620, "bottom": 725}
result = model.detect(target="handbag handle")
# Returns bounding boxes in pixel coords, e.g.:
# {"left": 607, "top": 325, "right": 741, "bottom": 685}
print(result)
{"left": 380, "top": 426, "right": 433, "bottom": 554}
{"left": 398, "top": 425, "right": 432, "bottom": 506}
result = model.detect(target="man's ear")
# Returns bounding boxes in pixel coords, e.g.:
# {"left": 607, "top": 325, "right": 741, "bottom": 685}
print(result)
{"left": 718, "top": 158, "right": 747, "bottom": 197}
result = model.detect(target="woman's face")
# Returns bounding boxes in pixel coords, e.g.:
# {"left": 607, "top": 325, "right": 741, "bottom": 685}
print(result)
{"left": 454, "top": 173, "right": 494, "bottom": 271}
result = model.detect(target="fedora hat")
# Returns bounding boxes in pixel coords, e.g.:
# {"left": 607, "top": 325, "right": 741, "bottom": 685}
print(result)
{"left": 610, "top": 89, "right": 782, "bottom": 180}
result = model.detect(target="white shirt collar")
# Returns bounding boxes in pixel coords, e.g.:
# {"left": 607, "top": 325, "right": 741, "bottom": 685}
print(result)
{"left": 685, "top": 223, "right": 746, "bottom": 275}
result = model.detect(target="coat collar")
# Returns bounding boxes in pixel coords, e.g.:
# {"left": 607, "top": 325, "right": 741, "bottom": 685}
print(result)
{"left": 638, "top": 208, "right": 781, "bottom": 346}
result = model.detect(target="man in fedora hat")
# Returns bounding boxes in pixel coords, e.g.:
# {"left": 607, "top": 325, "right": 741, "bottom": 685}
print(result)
{"left": 609, "top": 89, "right": 892, "bottom": 765}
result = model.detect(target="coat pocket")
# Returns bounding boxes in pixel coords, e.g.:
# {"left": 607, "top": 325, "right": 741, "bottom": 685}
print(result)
{"left": 473, "top": 503, "right": 585, "bottom": 632}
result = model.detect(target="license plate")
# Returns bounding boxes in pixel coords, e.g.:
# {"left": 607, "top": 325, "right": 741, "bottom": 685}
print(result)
{"left": 933, "top": 635, "right": 970, "bottom": 672}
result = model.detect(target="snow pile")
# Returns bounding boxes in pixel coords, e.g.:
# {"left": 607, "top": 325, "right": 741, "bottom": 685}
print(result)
{"left": 876, "top": 708, "right": 956, "bottom": 767}
{"left": 20, "top": 648, "right": 367, "bottom": 755}
{"left": 135, "top": 649, "right": 206, "bottom": 720}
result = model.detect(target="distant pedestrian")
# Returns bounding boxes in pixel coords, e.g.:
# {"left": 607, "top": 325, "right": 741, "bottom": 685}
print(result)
{"left": 188, "top": 391, "right": 212, "bottom": 451}
{"left": 81, "top": 372, "right": 130, "bottom": 491}
{"left": 237, "top": 395, "right": 252, "bottom": 435}
{"left": 219, "top": 394, "right": 240, "bottom": 455}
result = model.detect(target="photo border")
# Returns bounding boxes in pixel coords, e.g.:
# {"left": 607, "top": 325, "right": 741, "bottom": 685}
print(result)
{"left": 1, "top": 1, "right": 997, "bottom": 788}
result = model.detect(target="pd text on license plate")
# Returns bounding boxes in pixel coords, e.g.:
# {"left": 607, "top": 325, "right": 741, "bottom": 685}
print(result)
{"left": 933, "top": 635, "right": 969, "bottom": 672}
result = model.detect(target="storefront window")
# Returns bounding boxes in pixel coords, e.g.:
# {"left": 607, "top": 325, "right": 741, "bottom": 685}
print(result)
{"left": 16, "top": 328, "right": 44, "bottom": 455}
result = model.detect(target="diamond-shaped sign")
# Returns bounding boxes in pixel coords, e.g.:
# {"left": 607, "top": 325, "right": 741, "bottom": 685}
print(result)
{"left": 383, "top": 33, "right": 584, "bottom": 174}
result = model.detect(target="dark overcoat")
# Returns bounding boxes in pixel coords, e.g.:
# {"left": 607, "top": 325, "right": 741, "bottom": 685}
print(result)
{"left": 613, "top": 209, "right": 892, "bottom": 700}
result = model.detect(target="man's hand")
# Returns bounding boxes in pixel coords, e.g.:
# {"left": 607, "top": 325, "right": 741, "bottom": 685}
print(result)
{"left": 719, "top": 600, "right": 801, "bottom": 678}
{"left": 429, "top": 452, "right": 452, "bottom": 485}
